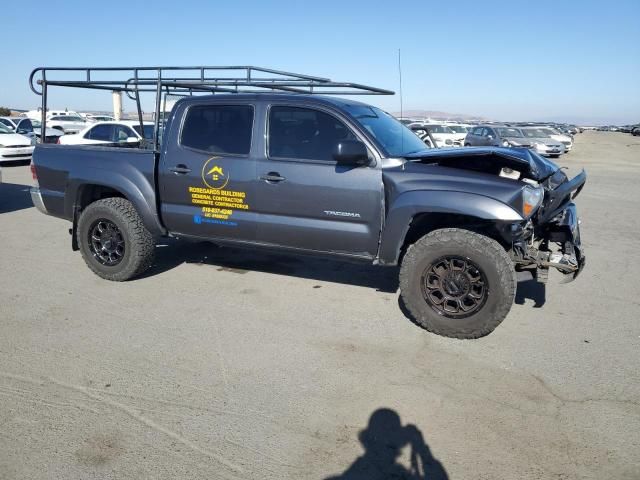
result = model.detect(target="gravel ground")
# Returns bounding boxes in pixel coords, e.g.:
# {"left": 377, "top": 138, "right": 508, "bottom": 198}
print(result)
{"left": 0, "top": 130, "right": 638, "bottom": 479}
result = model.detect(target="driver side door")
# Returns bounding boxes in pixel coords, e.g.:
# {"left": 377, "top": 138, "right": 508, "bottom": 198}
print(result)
{"left": 254, "top": 104, "right": 383, "bottom": 258}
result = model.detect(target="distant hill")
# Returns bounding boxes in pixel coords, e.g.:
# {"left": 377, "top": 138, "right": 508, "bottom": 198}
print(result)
{"left": 392, "top": 109, "right": 488, "bottom": 122}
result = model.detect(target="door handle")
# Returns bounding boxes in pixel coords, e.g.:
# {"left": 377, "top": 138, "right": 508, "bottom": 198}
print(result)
{"left": 170, "top": 164, "right": 191, "bottom": 174}
{"left": 260, "top": 172, "right": 286, "bottom": 183}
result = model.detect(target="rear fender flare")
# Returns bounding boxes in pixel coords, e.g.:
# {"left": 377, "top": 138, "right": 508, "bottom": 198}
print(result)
{"left": 378, "top": 190, "right": 522, "bottom": 265}
{"left": 66, "top": 169, "right": 164, "bottom": 238}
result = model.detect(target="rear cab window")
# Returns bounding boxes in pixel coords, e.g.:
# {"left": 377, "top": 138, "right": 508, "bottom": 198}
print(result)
{"left": 180, "top": 105, "right": 254, "bottom": 155}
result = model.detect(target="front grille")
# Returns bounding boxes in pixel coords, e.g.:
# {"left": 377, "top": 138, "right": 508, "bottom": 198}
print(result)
{"left": 2, "top": 145, "right": 30, "bottom": 149}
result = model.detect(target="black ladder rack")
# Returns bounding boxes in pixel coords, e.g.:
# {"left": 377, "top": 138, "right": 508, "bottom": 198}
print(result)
{"left": 29, "top": 66, "right": 394, "bottom": 151}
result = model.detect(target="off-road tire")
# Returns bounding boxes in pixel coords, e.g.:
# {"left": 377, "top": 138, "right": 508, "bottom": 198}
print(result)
{"left": 399, "top": 228, "right": 516, "bottom": 339}
{"left": 77, "top": 198, "right": 155, "bottom": 281}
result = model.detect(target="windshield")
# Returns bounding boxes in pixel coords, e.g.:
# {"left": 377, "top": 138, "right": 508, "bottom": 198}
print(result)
{"left": 0, "top": 124, "right": 12, "bottom": 134}
{"left": 30, "top": 120, "right": 41, "bottom": 128}
{"left": 496, "top": 127, "right": 523, "bottom": 138}
{"left": 541, "top": 128, "right": 559, "bottom": 136}
{"left": 521, "top": 128, "right": 549, "bottom": 138}
{"left": 345, "top": 105, "right": 429, "bottom": 156}
{"left": 447, "top": 125, "right": 468, "bottom": 133}
{"left": 133, "top": 124, "right": 154, "bottom": 140}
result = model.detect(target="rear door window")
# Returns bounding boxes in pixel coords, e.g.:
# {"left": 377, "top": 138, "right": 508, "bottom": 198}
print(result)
{"left": 180, "top": 105, "right": 253, "bottom": 155}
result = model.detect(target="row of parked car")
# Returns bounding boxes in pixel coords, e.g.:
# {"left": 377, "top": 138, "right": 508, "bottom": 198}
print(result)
{"left": 615, "top": 125, "right": 640, "bottom": 135}
{"left": 0, "top": 111, "right": 155, "bottom": 164}
{"left": 405, "top": 121, "right": 576, "bottom": 158}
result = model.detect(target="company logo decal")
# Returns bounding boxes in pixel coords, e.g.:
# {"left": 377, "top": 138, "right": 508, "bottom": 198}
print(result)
{"left": 201, "top": 156, "right": 229, "bottom": 190}
{"left": 187, "top": 156, "right": 249, "bottom": 228}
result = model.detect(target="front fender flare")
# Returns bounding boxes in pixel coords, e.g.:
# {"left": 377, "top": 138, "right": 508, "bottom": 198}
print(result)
{"left": 378, "top": 190, "right": 522, "bottom": 265}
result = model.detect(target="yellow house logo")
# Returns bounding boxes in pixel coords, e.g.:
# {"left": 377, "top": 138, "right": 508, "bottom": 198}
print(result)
{"left": 202, "top": 157, "right": 229, "bottom": 190}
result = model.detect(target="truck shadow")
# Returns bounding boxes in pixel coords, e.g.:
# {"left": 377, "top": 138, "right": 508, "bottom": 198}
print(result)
{"left": 515, "top": 279, "right": 547, "bottom": 308}
{"left": 144, "top": 240, "right": 400, "bottom": 293}
{"left": 0, "top": 182, "right": 34, "bottom": 214}
{"left": 324, "top": 408, "right": 449, "bottom": 480}
{"left": 146, "top": 241, "right": 546, "bottom": 312}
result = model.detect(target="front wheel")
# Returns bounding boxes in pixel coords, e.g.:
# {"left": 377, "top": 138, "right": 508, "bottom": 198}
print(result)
{"left": 399, "top": 228, "right": 516, "bottom": 339}
{"left": 77, "top": 198, "right": 155, "bottom": 281}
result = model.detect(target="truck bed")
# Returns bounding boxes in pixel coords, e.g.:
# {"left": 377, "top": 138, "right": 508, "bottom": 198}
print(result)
{"left": 31, "top": 144, "right": 162, "bottom": 234}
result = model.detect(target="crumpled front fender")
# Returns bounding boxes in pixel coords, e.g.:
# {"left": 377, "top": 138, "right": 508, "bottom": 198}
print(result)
{"left": 377, "top": 190, "right": 523, "bottom": 265}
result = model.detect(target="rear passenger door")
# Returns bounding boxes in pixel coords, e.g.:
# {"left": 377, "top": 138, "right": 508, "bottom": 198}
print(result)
{"left": 159, "top": 103, "right": 257, "bottom": 242}
{"left": 253, "top": 104, "right": 383, "bottom": 258}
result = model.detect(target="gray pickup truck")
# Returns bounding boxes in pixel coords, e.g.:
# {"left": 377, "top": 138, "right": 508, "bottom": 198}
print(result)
{"left": 29, "top": 67, "right": 585, "bottom": 338}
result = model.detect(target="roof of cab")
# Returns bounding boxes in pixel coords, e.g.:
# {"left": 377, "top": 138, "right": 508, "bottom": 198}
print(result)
{"left": 173, "top": 93, "right": 377, "bottom": 110}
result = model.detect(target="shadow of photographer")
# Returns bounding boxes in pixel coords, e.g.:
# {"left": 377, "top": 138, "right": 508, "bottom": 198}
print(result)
{"left": 326, "top": 408, "right": 448, "bottom": 480}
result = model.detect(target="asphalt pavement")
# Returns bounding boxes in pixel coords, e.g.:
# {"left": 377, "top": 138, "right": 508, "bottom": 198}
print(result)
{"left": 0, "top": 130, "right": 638, "bottom": 479}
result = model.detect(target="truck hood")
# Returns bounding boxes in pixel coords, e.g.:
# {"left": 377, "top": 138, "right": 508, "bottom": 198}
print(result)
{"left": 403, "top": 146, "right": 560, "bottom": 181}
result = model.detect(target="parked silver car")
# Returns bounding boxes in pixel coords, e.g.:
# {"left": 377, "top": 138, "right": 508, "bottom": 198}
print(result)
{"left": 47, "top": 115, "right": 87, "bottom": 134}
{"left": 519, "top": 127, "right": 565, "bottom": 158}
{"left": 464, "top": 125, "right": 532, "bottom": 148}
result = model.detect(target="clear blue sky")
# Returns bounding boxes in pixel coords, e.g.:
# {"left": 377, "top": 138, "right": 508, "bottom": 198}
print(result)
{"left": 1, "top": 0, "right": 638, "bottom": 124}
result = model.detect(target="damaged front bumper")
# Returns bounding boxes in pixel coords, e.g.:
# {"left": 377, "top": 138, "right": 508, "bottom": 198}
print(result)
{"left": 511, "top": 170, "right": 586, "bottom": 283}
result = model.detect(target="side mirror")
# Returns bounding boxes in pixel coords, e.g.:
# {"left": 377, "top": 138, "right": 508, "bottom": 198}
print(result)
{"left": 125, "top": 137, "right": 139, "bottom": 143}
{"left": 487, "top": 135, "right": 494, "bottom": 140}
{"left": 333, "top": 140, "right": 369, "bottom": 166}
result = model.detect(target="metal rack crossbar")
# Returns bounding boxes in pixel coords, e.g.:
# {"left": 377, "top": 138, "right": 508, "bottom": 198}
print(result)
{"left": 29, "top": 66, "right": 394, "bottom": 150}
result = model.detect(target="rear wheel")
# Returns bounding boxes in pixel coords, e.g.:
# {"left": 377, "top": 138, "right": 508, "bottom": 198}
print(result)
{"left": 399, "top": 228, "right": 516, "bottom": 338}
{"left": 77, "top": 198, "right": 155, "bottom": 281}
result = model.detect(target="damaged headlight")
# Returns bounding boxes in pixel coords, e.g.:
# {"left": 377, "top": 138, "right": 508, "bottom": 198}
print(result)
{"left": 522, "top": 185, "right": 544, "bottom": 218}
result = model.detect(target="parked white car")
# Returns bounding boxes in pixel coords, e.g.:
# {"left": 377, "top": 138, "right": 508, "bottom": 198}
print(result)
{"left": 47, "top": 110, "right": 81, "bottom": 119}
{"left": 84, "top": 114, "right": 116, "bottom": 123}
{"left": 0, "top": 123, "right": 35, "bottom": 163}
{"left": 0, "top": 117, "right": 64, "bottom": 144}
{"left": 47, "top": 115, "right": 87, "bottom": 134}
{"left": 409, "top": 123, "right": 464, "bottom": 148}
{"left": 59, "top": 121, "right": 154, "bottom": 145}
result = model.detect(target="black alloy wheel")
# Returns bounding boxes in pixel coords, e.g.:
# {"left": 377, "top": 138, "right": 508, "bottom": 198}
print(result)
{"left": 421, "top": 256, "right": 488, "bottom": 318}
{"left": 88, "top": 219, "right": 125, "bottom": 266}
